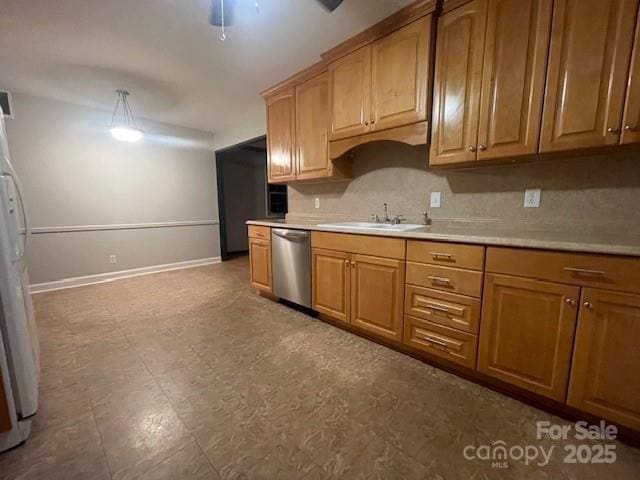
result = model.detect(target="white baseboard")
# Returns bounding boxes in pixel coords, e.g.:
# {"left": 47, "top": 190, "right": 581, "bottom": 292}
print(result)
{"left": 30, "top": 257, "right": 222, "bottom": 294}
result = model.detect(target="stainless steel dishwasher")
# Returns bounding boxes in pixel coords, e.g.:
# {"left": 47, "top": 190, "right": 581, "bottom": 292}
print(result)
{"left": 271, "top": 228, "right": 311, "bottom": 308}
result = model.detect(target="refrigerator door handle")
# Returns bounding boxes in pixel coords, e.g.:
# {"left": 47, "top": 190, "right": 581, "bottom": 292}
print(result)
{"left": 1, "top": 171, "right": 30, "bottom": 261}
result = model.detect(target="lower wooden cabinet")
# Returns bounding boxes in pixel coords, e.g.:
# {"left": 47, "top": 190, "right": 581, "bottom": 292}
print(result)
{"left": 478, "top": 273, "right": 580, "bottom": 401}
{"left": 567, "top": 288, "right": 640, "bottom": 431}
{"left": 249, "top": 238, "right": 272, "bottom": 293}
{"left": 404, "top": 315, "right": 478, "bottom": 368}
{"left": 312, "top": 248, "right": 404, "bottom": 341}
{"left": 350, "top": 254, "right": 405, "bottom": 341}
{"left": 312, "top": 248, "right": 350, "bottom": 324}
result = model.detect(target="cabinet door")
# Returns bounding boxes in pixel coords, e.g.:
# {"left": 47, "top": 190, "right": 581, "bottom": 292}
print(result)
{"left": 430, "top": 0, "right": 488, "bottom": 165}
{"left": 370, "top": 16, "right": 432, "bottom": 132}
{"left": 622, "top": 12, "right": 640, "bottom": 144}
{"left": 568, "top": 289, "right": 640, "bottom": 431}
{"left": 350, "top": 254, "right": 405, "bottom": 342}
{"left": 539, "top": 0, "right": 639, "bottom": 152}
{"left": 312, "top": 248, "right": 350, "bottom": 324}
{"left": 328, "top": 45, "right": 372, "bottom": 140}
{"left": 266, "top": 88, "right": 296, "bottom": 183}
{"left": 249, "top": 239, "right": 272, "bottom": 293}
{"left": 476, "top": 0, "right": 552, "bottom": 159}
{"left": 478, "top": 274, "right": 580, "bottom": 401}
{"left": 296, "top": 72, "right": 330, "bottom": 180}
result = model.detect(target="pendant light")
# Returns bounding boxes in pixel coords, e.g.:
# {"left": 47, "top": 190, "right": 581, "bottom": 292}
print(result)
{"left": 109, "top": 90, "right": 143, "bottom": 142}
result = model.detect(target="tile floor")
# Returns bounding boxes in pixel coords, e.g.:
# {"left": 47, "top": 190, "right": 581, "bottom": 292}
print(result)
{"left": 1, "top": 256, "right": 639, "bottom": 479}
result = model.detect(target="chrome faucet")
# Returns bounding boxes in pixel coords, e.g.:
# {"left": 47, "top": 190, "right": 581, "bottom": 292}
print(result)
{"left": 391, "top": 214, "right": 405, "bottom": 225}
{"left": 382, "top": 203, "right": 390, "bottom": 223}
{"left": 423, "top": 210, "right": 432, "bottom": 226}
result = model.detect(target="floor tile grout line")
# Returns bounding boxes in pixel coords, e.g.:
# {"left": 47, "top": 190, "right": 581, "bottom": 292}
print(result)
{"left": 89, "top": 404, "right": 116, "bottom": 480}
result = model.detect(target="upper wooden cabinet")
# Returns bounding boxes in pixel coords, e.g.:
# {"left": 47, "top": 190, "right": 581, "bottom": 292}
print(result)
{"left": 329, "top": 16, "right": 433, "bottom": 141}
{"left": 328, "top": 46, "right": 372, "bottom": 140}
{"left": 477, "top": 0, "right": 553, "bottom": 160}
{"left": 622, "top": 11, "right": 640, "bottom": 144}
{"left": 430, "top": 0, "right": 487, "bottom": 165}
{"left": 478, "top": 273, "right": 580, "bottom": 401}
{"left": 296, "top": 73, "right": 331, "bottom": 181}
{"left": 539, "top": 0, "right": 639, "bottom": 152}
{"left": 568, "top": 289, "right": 640, "bottom": 431}
{"left": 431, "top": 0, "right": 553, "bottom": 165}
{"left": 370, "top": 15, "right": 432, "bottom": 132}
{"left": 265, "top": 88, "right": 296, "bottom": 183}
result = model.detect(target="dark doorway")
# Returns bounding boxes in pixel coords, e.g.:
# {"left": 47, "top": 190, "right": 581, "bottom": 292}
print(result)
{"left": 215, "top": 136, "right": 286, "bottom": 260}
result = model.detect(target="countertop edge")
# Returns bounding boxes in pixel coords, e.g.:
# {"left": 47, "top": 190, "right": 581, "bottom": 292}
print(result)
{"left": 246, "top": 220, "right": 640, "bottom": 257}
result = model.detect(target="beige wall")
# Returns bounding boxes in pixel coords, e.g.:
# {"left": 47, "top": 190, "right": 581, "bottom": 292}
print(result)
{"left": 5, "top": 93, "right": 219, "bottom": 284}
{"left": 288, "top": 142, "right": 640, "bottom": 233}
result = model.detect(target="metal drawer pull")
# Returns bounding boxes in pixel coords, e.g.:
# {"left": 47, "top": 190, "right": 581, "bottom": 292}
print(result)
{"left": 427, "top": 275, "right": 451, "bottom": 284}
{"left": 424, "top": 336, "right": 448, "bottom": 347}
{"left": 425, "top": 303, "right": 449, "bottom": 313}
{"left": 430, "top": 252, "right": 453, "bottom": 260}
{"left": 563, "top": 267, "right": 605, "bottom": 276}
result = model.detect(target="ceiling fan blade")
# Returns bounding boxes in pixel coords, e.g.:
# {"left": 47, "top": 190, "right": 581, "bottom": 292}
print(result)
{"left": 315, "top": 0, "right": 344, "bottom": 12}
{"left": 209, "top": 0, "right": 236, "bottom": 26}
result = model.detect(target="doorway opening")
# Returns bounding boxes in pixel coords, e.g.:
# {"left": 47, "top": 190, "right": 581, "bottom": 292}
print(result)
{"left": 215, "top": 136, "right": 287, "bottom": 260}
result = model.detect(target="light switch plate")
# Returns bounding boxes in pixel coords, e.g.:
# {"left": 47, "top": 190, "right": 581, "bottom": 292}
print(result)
{"left": 524, "top": 188, "right": 541, "bottom": 208}
{"left": 314, "top": 198, "right": 320, "bottom": 209}
{"left": 430, "top": 192, "right": 442, "bottom": 208}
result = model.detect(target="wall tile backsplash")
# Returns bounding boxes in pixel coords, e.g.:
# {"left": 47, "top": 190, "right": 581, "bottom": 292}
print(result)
{"left": 287, "top": 142, "right": 640, "bottom": 233}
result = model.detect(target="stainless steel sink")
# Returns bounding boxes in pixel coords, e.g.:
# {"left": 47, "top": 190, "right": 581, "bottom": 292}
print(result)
{"left": 317, "top": 221, "right": 425, "bottom": 232}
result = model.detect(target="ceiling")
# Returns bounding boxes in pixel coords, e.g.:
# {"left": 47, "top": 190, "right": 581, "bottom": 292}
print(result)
{"left": 0, "top": 0, "right": 414, "bottom": 134}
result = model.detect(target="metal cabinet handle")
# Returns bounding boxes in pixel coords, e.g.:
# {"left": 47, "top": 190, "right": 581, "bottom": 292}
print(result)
{"left": 430, "top": 252, "right": 453, "bottom": 260}
{"left": 607, "top": 127, "right": 620, "bottom": 134}
{"left": 583, "top": 301, "right": 594, "bottom": 310}
{"left": 563, "top": 267, "right": 605, "bottom": 276}
{"left": 344, "top": 259, "right": 349, "bottom": 265}
{"left": 423, "top": 336, "right": 448, "bottom": 347}
{"left": 564, "top": 298, "right": 576, "bottom": 307}
{"left": 625, "top": 125, "right": 638, "bottom": 132}
{"left": 479, "top": 145, "right": 487, "bottom": 151}
{"left": 425, "top": 303, "right": 449, "bottom": 314}
{"left": 469, "top": 145, "right": 476, "bottom": 152}
{"left": 365, "top": 121, "right": 370, "bottom": 126}
{"left": 427, "top": 275, "right": 451, "bottom": 284}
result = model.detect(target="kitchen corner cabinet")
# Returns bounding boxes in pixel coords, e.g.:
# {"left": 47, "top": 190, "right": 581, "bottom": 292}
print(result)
{"left": 248, "top": 228, "right": 272, "bottom": 293}
{"left": 431, "top": 0, "right": 553, "bottom": 165}
{"left": 265, "top": 88, "right": 296, "bottom": 183}
{"left": 329, "top": 16, "right": 432, "bottom": 141}
{"left": 539, "top": 0, "right": 639, "bottom": 152}
{"left": 478, "top": 273, "right": 580, "bottom": 401}
{"left": 567, "top": 289, "right": 640, "bottom": 431}
{"left": 295, "top": 72, "right": 331, "bottom": 181}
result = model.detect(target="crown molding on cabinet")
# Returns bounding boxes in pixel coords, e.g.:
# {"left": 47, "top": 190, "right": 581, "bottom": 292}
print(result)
{"left": 261, "top": 61, "right": 327, "bottom": 98}
{"left": 321, "top": 0, "right": 437, "bottom": 64}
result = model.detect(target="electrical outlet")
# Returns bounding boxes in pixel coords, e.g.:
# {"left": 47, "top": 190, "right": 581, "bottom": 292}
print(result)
{"left": 430, "top": 192, "right": 442, "bottom": 208}
{"left": 314, "top": 198, "right": 320, "bottom": 209}
{"left": 109, "top": 254, "right": 117, "bottom": 264}
{"left": 524, "top": 188, "right": 541, "bottom": 208}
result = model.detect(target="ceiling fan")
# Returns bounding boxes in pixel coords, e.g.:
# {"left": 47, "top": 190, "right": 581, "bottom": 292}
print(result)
{"left": 209, "top": 0, "right": 344, "bottom": 39}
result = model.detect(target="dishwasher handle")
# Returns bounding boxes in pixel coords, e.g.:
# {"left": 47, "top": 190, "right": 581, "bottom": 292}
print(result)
{"left": 272, "top": 229, "right": 310, "bottom": 241}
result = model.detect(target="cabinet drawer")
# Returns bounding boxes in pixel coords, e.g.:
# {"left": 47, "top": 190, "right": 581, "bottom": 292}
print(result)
{"left": 248, "top": 225, "right": 271, "bottom": 240}
{"left": 486, "top": 247, "right": 640, "bottom": 294}
{"left": 404, "top": 315, "right": 478, "bottom": 368}
{"left": 405, "top": 285, "right": 480, "bottom": 334}
{"left": 406, "top": 262, "right": 483, "bottom": 298}
{"left": 311, "top": 231, "right": 406, "bottom": 260}
{"left": 407, "top": 240, "right": 485, "bottom": 270}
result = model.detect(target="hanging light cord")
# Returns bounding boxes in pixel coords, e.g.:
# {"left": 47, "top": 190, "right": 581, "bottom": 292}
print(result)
{"left": 220, "top": 0, "right": 226, "bottom": 41}
{"left": 110, "top": 90, "right": 139, "bottom": 129}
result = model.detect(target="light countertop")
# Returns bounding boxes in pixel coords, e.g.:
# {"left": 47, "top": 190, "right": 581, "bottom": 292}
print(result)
{"left": 247, "top": 218, "right": 640, "bottom": 257}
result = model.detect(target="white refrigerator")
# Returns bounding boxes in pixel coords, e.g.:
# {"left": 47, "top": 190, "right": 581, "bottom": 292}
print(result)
{"left": 0, "top": 107, "right": 39, "bottom": 452}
